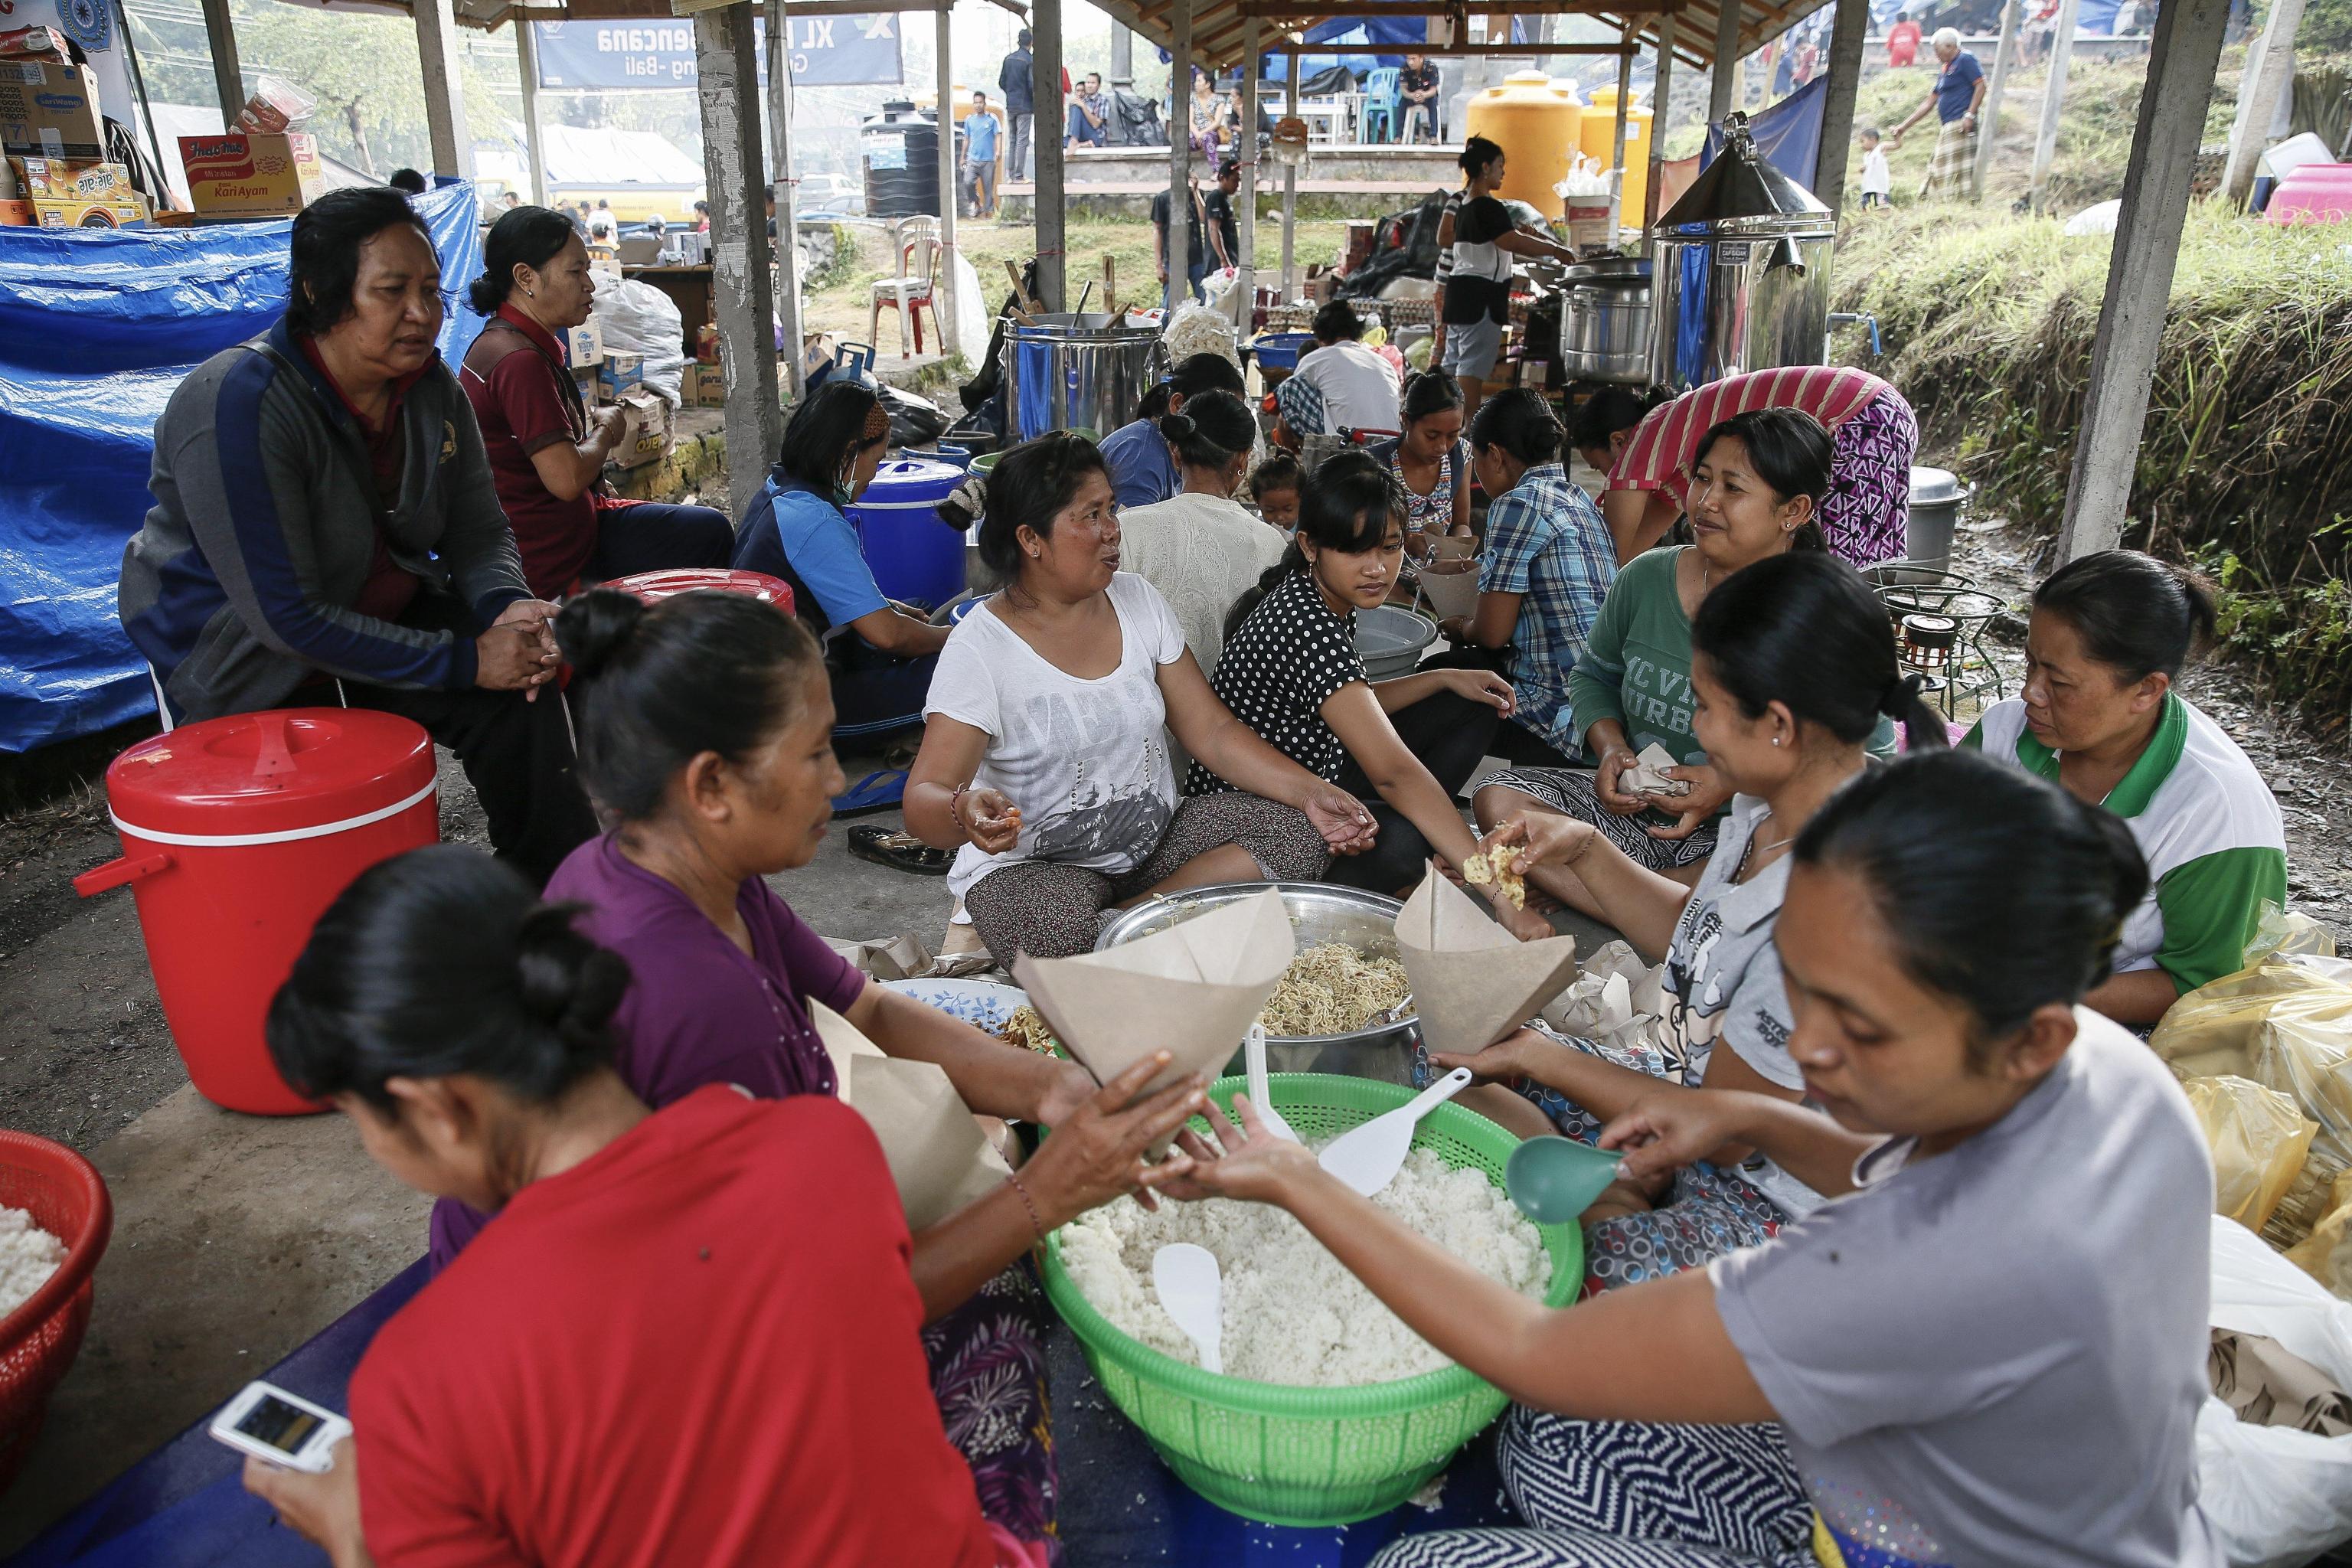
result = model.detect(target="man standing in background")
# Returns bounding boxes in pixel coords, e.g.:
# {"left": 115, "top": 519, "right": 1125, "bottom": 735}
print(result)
{"left": 1888, "top": 28, "right": 1985, "bottom": 201}
{"left": 999, "top": 29, "right": 1036, "bottom": 183}
{"left": 963, "top": 90, "right": 1004, "bottom": 218}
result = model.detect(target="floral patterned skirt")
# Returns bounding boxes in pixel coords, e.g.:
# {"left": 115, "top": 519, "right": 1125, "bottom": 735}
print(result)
{"left": 925, "top": 1259, "right": 1059, "bottom": 1555}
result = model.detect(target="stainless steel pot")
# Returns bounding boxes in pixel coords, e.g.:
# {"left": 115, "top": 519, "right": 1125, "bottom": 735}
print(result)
{"left": 1093, "top": 882, "right": 1419, "bottom": 1084}
{"left": 1001, "top": 313, "right": 1166, "bottom": 444}
{"left": 1559, "top": 257, "right": 1653, "bottom": 385}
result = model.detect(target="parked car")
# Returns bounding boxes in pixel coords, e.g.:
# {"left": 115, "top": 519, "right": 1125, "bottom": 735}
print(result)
{"left": 800, "top": 173, "right": 864, "bottom": 214}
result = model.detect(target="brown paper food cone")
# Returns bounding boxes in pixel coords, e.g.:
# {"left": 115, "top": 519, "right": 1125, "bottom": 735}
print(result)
{"left": 810, "top": 1001, "right": 1012, "bottom": 1231}
{"left": 1396, "top": 867, "right": 1581, "bottom": 1057}
{"left": 1415, "top": 559, "right": 1484, "bottom": 622}
{"left": 1012, "top": 888, "right": 1296, "bottom": 1112}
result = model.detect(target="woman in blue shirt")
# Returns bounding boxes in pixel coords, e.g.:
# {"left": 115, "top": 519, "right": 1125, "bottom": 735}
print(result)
{"left": 733, "top": 381, "right": 949, "bottom": 732}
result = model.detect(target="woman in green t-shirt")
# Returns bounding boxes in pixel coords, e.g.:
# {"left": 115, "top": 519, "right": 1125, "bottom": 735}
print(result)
{"left": 1962, "top": 550, "right": 2288, "bottom": 1025}
{"left": 1472, "top": 409, "right": 1831, "bottom": 921}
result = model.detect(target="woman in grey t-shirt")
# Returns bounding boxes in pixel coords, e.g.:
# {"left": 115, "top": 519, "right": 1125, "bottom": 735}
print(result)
{"left": 1428, "top": 552, "right": 1949, "bottom": 1291}
{"left": 1191, "top": 751, "right": 2219, "bottom": 1568}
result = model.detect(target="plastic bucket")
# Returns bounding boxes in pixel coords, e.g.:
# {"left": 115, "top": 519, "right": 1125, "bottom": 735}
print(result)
{"left": 847, "top": 457, "right": 969, "bottom": 609}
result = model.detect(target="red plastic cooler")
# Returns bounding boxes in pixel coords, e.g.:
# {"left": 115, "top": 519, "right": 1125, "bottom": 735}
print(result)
{"left": 73, "top": 709, "right": 439, "bottom": 1115}
{"left": 608, "top": 568, "right": 795, "bottom": 611}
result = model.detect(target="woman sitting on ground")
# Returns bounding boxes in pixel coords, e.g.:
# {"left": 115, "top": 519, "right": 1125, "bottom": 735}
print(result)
{"left": 117, "top": 187, "right": 593, "bottom": 885}
{"left": 1191, "top": 750, "right": 2220, "bottom": 1568}
{"left": 1099, "top": 352, "right": 1247, "bottom": 509}
{"left": 732, "top": 380, "right": 949, "bottom": 733}
{"left": 1476, "top": 409, "right": 1887, "bottom": 906}
{"left": 1272, "top": 298, "right": 1403, "bottom": 446}
{"left": 421, "top": 587, "right": 1209, "bottom": 1548}
{"left": 1114, "top": 390, "right": 1289, "bottom": 671}
{"left": 1197, "top": 451, "right": 1542, "bottom": 933}
{"left": 1432, "top": 389, "right": 1618, "bottom": 769}
{"left": 906, "top": 433, "right": 1377, "bottom": 965}
{"left": 1363, "top": 370, "right": 1473, "bottom": 569}
{"left": 247, "top": 845, "right": 1205, "bottom": 1567}
{"left": 1965, "top": 550, "right": 2287, "bottom": 1025}
{"left": 459, "top": 204, "right": 732, "bottom": 600}
{"left": 1571, "top": 366, "right": 1919, "bottom": 566}
{"left": 1438, "top": 553, "right": 1948, "bottom": 1288}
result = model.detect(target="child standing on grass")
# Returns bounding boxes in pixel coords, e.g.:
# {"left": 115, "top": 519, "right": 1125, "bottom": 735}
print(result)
{"left": 1860, "top": 127, "right": 1893, "bottom": 208}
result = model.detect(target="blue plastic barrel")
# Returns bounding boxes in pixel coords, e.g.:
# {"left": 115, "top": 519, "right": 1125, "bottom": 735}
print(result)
{"left": 847, "top": 457, "right": 967, "bottom": 609}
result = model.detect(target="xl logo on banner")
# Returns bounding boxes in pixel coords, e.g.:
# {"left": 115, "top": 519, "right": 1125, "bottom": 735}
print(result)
{"left": 531, "top": 17, "right": 902, "bottom": 90}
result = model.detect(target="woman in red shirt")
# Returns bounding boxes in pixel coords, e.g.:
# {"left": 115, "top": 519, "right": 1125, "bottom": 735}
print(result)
{"left": 459, "top": 207, "right": 732, "bottom": 599}
{"left": 245, "top": 844, "right": 1206, "bottom": 1567}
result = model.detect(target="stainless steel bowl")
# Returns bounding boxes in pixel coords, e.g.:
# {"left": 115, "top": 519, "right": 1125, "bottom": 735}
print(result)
{"left": 1093, "top": 881, "right": 1419, "bottom": 1083}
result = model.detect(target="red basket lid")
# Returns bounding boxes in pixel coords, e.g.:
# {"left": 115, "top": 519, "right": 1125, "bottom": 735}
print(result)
{"left": 608, "top": 569, "right": 795, "bottom": 614}
{"left": 105, "top": 708, "right": 436, "bottom": 841}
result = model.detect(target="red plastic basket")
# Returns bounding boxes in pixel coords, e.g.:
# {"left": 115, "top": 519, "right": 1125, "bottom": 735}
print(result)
{"left": 0, "top": 1132, "right": 112, "bottom": 1494}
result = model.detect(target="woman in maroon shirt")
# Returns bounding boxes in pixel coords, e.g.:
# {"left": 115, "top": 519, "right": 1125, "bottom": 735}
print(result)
{"left": 459, "top": 206, "right": 732, "bottom": 599}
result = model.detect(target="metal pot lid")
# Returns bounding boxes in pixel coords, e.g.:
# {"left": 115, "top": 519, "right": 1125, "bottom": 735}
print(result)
{"left": 1561, "top": 256, "right": 1651, "bottom": 287}
{"left": 1656, "top": 111, "right": 1831, "bottom": 232}
{"left": 1910, "top": 466, "right": 1969, "bottom": 504}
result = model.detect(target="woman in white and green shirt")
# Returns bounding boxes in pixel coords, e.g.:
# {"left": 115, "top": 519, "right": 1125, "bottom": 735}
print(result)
{"left": 1964, "top": 550, "right": 2287, "bottom": 1024}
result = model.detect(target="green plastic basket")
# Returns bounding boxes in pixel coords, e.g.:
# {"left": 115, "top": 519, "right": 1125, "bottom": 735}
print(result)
{"left": 1039, "top": 1073, "right": 1583, "bottom": 1527}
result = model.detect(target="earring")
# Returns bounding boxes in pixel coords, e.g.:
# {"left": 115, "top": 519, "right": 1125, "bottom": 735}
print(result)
{"left": 1772, "top": 737, "right": 1782, "bottom": 746}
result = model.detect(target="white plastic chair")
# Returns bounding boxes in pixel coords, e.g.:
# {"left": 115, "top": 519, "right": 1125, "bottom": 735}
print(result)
{"left": 867, "top": 216, "right": 941, "bottom": 358}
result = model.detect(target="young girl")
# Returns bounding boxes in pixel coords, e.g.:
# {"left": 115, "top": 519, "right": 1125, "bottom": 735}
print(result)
{"left": 1190, "top": 750, "right": 2220, "bottom": 1568}
{"left": 1246, "top": 453, "right": 1302, "bottom": 531}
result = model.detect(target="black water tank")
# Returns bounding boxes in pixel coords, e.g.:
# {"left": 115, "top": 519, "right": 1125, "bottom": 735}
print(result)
{"left": 861, "top": 101, "right": 942, "bottom": 220}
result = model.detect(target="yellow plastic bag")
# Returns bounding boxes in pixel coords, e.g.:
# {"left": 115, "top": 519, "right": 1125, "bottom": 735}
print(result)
{"left": 2285, "top": 1170, "right": 2352, "bottom": 1302}
{"left": 2181, "top": 1076, "right": 2318, "bottom": 1233}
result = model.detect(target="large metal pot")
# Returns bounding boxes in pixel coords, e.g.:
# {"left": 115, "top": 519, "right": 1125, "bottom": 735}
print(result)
{"left": 1093, "top": 882, "right": 1419, "bottom": 1084}
{"left": 1559, "top": 257, "right": 1653, "bottom": 384}
{"left": 1001, "top": 312, "right": 1165, "bottom": 444}
{"left": 1649, "top": 113, "right": 1835, "bottom": 390}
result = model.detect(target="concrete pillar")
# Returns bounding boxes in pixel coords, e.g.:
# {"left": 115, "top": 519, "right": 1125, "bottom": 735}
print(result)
{"left": 764, "top": 0, "right": 805, "bottom": 400}
{"left": 1168, "top": 0, "right": 1194, "bottom": 313}
{"left": 199, "top": 0, "right": 243, "bottom": 129}
{"left": 514, "top": 20, "right": 548, "bottom": 206}
{"left": 1710, "top": 0, "right": 1743, "bottom": 122}
{"left": 2223, "top": 0, "right": 2305, "bottom": 205}
{"left": 2055, "top": 0, "right": 2231, "bottom": 559}
{"left": 1646, "top": 8, "right": 1677, "bottom": 237}
{"left": 1237, "top": 20, "right": 1260, "bottom": 324}
{"left": 695, "top": 4, "right": 782, "bottom": 527}
{"left": 1814, "top": 0, "right": 1870, "bottom": 212}
{"left": 413, "top": 0, "right": 474, "bottom": 178}
{"left": 1974, "top": 0, "right": 2020, "bottom": 192}
{"left": 1112, "top": 23, "right": 1132, "bottom": 83}
{"left": 2027, "top": 0, "right": 2080, "bottom": 214}
{"left": 1608, "top": 45, "right": 1632, "bottom": 237}
{"left": 936, "top": 3, "right": 959, "bottom": 355}
{"left": 1281, "top": 45, "right": 1299, "bottom": 301}
{"left": 1032, "top": 0, "right": 1066, "bottom": 309}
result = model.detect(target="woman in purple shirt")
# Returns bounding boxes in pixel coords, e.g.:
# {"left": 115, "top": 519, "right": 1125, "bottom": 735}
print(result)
{"left": 433, "top": 587, "right": 1214, "bottom": 1553}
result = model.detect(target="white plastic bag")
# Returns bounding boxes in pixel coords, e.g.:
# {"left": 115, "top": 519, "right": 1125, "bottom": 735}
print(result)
{"left": 589, "top": 274, "right": 688, "bottom": 408}
{"left": 2200, "top": 1215, "right": 2352, "bottom": 1566}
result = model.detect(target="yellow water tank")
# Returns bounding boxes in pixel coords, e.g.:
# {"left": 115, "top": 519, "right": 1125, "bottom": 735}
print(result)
{"left": 1579, "top": 85, "right": 1654, "bottom": 224}
{"left": 1463, "top": 71, "right": 1584, "bottom": 214}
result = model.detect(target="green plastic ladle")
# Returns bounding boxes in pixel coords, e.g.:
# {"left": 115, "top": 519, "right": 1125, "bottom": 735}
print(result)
{"left": 1504, "top": 1136, "right": 1627, "bottom": 1225}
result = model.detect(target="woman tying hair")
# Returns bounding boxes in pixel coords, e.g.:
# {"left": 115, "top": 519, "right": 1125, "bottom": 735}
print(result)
{"left": 1477, "top": 409, "right": 1884, "bottom": 905}
{"left": 732, "top": 380, "right": 949, "bottom": 733}
{"left": 906, "top": 434, "right": 1377, "bottom": 965}
{"left": 247, "top": 847, "right": 1202, "bottom": 1566}
{"left": 1966, "top": 550, "right": 2286, "bottom": 1024}
{"left": 1433, "top": 137, "right": 1575, "bottom": 422}
{"left": 1437, "top": 553, "right": 1948, "bottom": 1289}
{"left": 1099, "top": 352, "right": 1248, "bottom": 509}
{"left": 1570, "top": 367, "right": 1919, "bottom": 566}
{"left": 1189, "top": 751, "right": 2220, "bottom": 1568}
{"left": 1363, "top": 371, "right": 1473, "bottom": 567}
{"left": 1114, "top": 390, "right": 1288, "bottom": 671}
{"left": 1433, "top": 389, "right": 1618, "bottom": 769}
{"left": 1197, "top": 451, "right": 1540, "bottom": 932}
{"left": 425, "top": 588, "right": 1204, "bottom": 1548}
{"left": 459, "top": 204, "right": 732, "bottom": 599}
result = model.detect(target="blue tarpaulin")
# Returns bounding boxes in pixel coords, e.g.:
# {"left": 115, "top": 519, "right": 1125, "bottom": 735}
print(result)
{"left": 1700, "top": 76, "right": 1829, "bottom": 195}
{"left": 0, "top": 181, "right": 486, "bottom": 753}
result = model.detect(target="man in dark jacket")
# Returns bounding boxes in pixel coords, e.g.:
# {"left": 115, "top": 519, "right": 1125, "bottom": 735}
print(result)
{"left": 998, "top": 29, "right": 1034, "bottom": 182}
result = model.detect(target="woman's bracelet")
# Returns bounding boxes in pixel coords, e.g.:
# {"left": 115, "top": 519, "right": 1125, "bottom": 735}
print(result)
{"left": 1004, "top": 1169, "right": 1047, "bottom": 1243}
{"left": 949, "top": 781, "right": 971, "bottom": 838}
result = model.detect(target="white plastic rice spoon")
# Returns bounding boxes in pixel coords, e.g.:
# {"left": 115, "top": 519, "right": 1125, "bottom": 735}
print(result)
{"left": 1152, "top": 1242, "right": 1224, "bottom": 1374}
{"left": 1317, "top": 1067, "right": 1475, "bottom": 1197}
{"left": 1243, "top": 1023, "right": 1301, "bottom": 1144}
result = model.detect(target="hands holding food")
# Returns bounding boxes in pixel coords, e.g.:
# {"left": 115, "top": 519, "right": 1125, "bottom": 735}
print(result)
{"left": 1301, "top": 782, "right": 1379, "bottom": 855}
{"left": 954, "top": 785, "right": 1023, "bottom": 853}
{"left": 1022, "top": 1052, "right": 1212, "bottom": 1224}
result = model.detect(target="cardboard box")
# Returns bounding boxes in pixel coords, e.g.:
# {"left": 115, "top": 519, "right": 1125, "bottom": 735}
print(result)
{"left": 688, "top": 361, "right": 726, "bottom": 408}
{"left": 0, "top": 58, "right": 105, "bottom": 162}
{"left": 13, "top": 156, "right": 136, "bottom": 202}
{"left": 607, "top": 388, "right": 673, "bottom": 470}
{"left": 0, "top": 199, "right": 31, "bottom": 226}
{"left": 178, "top": 132, "right": 328, "bottom": 218}
{"left": 563, "top": 318, "right": 603, "bottom": 368}
{"left": 35, "top": 194, "right": 149, "bottom": 228}
{"left": 597, "top": 352, "right": 645, "bottom": 400}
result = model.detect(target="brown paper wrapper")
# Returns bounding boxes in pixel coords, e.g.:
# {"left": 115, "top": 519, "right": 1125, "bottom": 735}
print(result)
{"left": 811, "top": 1002, "right": 1011, "bottom": 1231}
{"left": 1396, "top": 867, "right": 1582, "bottom": 1057}
{"left": 1013, "top": 888, "right": 1295, "bottom": 1123}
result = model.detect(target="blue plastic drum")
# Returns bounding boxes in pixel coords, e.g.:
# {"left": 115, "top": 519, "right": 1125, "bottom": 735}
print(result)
{"left": 846, "top": 456, "right": 968, "bottom": 609}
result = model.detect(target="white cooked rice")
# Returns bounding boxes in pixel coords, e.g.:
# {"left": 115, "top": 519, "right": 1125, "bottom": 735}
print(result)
{"left": 1060, "top": 1147, "right": 1549, "bottom": 1387}
{"left": 0, "top": 1204, "right": 66, "bottom": 1321}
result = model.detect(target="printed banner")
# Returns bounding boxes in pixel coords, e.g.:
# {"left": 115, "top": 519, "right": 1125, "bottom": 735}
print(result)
{"left": 529, "top": 16, "right": 903, "bottom": 91}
